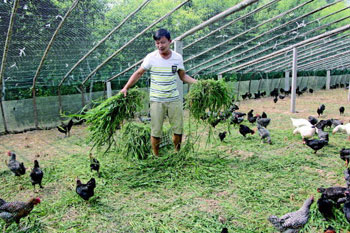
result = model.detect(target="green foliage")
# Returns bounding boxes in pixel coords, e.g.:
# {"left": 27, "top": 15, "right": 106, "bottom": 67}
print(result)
{"left": 185, "top": 79, "right": 231, "bottom": 121}
{"left": 83, "top": 88, "right": 145, "bottom": 152}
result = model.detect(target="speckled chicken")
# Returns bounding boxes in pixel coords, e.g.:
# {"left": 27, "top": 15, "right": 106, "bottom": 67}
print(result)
{"left": 343, "top": 191, "right": 350, "bottom": 223}
{"left": 257, "top": 124, "right": 271, "bottom": 144}
{"left": 6, "top": 151, "right": 26, "bottom": 176}
{"left": 76, "top": 178, "right": 96, "bottom": 201}
{"left": 30, "top": 160, "right": 44, "bottom": 191}
{"left": 0, "top": 197, "right": 40, "bottom": 229}
{"left": 315, "top": 128, "right": 329, "bottom": 144}
{"left": 268, "top": 196, "right": 314, "bottom": 233}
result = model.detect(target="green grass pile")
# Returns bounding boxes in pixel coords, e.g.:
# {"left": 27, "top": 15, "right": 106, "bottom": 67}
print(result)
{"left": 185, "top": 79, "right": 231, "bottom": 122}
{"left": 82, "top": 89, "right": 145, "bottom": 152}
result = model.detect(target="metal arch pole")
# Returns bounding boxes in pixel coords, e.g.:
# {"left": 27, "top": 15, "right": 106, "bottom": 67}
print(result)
{"left": 174, "top": 40, "right": 184, "bottom": 102}
{"left": 291, "top": 47, "right": 297, "bottom": 113}
{"left": 0, "top": 0, "right": 20, "bottom": 133}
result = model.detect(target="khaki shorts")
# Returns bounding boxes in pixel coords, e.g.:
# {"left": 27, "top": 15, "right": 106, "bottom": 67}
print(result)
{"left": 150, "top": 100, "right": 183, "bottom": 138}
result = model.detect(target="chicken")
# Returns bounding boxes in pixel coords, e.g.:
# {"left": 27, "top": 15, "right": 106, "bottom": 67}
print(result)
{"left": 232, "top": 112, "right": 246, "bottom": 118}
{"left": 317, "top": 104, "right": 325, "bottom": 117}
{"left": 345, "top": 168, "right": 350, "bottom": 188}
{"left": 324, "top": 226, "right": 336, "bottom": 233}
{"left": 315, "top": 128, "right": 329, "bottom": 144}
{"left": 221, "top": 228, "right": 228, "bottom": 233}
{"left": 261, "top": 112, "right": 267, "bottom": 118}
{"left": 290, "top": 118, "right": 312, "bottom": 128}
{"left": 209, "top": 118, "right": 221, "bottom": 128}
{"left": 247, "top": 114, "right": 258, "bottom": 124}
{"left": 303, "top": 138, "right": 327, "bottom": 154}
{"left": 57, "top": 119, "right": 74, "bottom": 137}
{"left": 89, "top": 153, "right": 100, "bottom": 176}
{"left": 6, "top": 151, "right": 26, "bottom": 176}
{"left": 293, "top": 126, "right": 316, "bottom": 140}
{"left": 279, "top": 94, "right": 285, "bottom": 99}
{"left": 339, "top": 106, "right": 345, "bottom": 115}
{"left": 315, "top": 120, "right": 330, "bottom": 131}
{"left": 317, "top": 194, "right": 335, "bottom": 220}
{"left": 239, "top": 124, "right": 254, "bottom": 137}
{"left": 257, "top": 117, "right": 271, "bottom": 128}
{"left": 229, "top": 115, "right": 244, "bottom": 126}
{"left": 344, "top": 191, "right": 350, "bottom": 223}
{"left": 218, "top": 132, "right": 227, "bottom": 142}
{"left": 268, "top": 196, "right": 314, "bottom": 233}
{"left": 273, "top": 96, "right": 278, "bottom": 103}
{"left": 76, "top": 178, "right": 96, "bottom": 201}
{"left": 307, "top": 116, "right": 318, "bottom": 125}
{"left": 330, "top": 119, "right": 343, "bottom": 127}
{"left": 332, "top": 123, "right": 350, "bottom": 140}
{"left": 309, "top": 89, "right": 313, "bottom": 94}
{"left": 0, "top": 197, "right": 40, "bottom": 229}
{"left": 30, "top": 160, "right": 43, "bottom": 191}
{"left": 270, "top": 88, "right": 279, "bottom": 97}
{"left": 340, "top": 148, "right": 350, "bottom": 167}
{"left": 317, "top": 187, "right": 347, "bottom": 202}
{"left": 257, "top": 124, "right": 271, "bottom": 144}
{"left": 228, "top": 104, "right": 239, "bottom": 112}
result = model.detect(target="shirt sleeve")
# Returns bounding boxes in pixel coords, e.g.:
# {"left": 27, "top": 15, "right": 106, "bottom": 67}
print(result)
{"left": 177, "top": 55, "right": 185, "bottom": 71}
{"left": 141, "top": 53, "right": 152, "bottom": 70}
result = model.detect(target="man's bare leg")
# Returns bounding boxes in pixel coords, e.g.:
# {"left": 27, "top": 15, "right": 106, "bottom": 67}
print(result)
{"left": 151, "top": 136, "right": 161, "bottom": 156}
{"left": 173, "top": 134, "right": 182, "bottom": 152}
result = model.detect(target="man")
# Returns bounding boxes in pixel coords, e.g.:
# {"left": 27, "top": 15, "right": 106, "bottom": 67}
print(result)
{"left": 120, "top": 28, "right": 196, "bottom": 156}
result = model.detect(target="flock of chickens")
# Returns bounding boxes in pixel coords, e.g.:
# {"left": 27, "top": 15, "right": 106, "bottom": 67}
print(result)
{"left": 1, "top": 149, "right": 100, "bottom": 230}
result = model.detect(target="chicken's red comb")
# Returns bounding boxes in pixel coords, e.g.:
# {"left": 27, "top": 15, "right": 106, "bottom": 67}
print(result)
{"left": 7, "top": 151, "right": 11, "bottom": 156}
{"left": 35, "top": 197, "right": 41, "bottom": 203}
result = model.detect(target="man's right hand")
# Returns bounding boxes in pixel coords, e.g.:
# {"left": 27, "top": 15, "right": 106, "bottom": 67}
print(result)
{"left": 120, "top": 88, "right": 127, "bottom": 97}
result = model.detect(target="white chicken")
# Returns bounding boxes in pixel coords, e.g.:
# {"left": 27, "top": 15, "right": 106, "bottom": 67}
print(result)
{"left": 293, "top": 125, "right": 316, "bottom": 140}
{"left": 333, "top": 123, "right": 350, "bottom": 140}
{"left": 290, "top": 118, "right": 312, "bottom": 128}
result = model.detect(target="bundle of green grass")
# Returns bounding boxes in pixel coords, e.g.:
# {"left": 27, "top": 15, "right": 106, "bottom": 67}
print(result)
{"left": 82, "top": 89, "right": 145, "bottom": 152}
{"left": 185, "top": 79, "right": 231, "bottom": 124}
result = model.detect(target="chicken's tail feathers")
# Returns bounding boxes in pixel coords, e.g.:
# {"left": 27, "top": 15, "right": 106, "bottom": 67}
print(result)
{"left": 87, "top": 178, "right": 96, "bottom": 188}
{"left": 0, "top": 198, "right": 5, "bottom": 206}
{"left": 268, "top": 215, "right": 283, "bottom": 230}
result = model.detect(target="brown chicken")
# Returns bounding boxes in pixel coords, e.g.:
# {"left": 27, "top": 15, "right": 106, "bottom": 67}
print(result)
{"left": 0, "top": 197, "right": 40, "bottom": 229}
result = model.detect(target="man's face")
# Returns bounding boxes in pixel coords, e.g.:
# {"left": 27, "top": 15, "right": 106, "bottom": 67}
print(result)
{"left": 155, "top": 36, "right": 171, "bottom": 53}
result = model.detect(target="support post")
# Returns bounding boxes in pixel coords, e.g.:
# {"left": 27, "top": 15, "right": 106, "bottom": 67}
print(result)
{"left": 106, "top": 81, "right": 112, "bottom": 98}
{"left": 58, "top": 87, "right": 62, "bottom": 116}
{"left": 326, "top": 70, "right": 331, "bottom": 90}
{"left": 174, "top": 40, "right": 184, "bottom": 102}
{"left": 285, "top": 71, "right": 290, "bottom": 90}
{"left": 81, "top": 85, "right": 86, "bottom": 108}
{"left": 291, "top": 47, "right": 297, "bottom": 113}
{"left": 218, "top": 74, "right": 223, "bottom": 80}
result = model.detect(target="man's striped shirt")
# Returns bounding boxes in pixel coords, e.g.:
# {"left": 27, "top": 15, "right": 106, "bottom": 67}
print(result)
{"left": 141, "top": 50, "right": 184, "bottom": 102}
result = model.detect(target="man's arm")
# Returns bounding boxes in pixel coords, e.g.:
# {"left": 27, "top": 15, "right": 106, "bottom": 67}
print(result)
{"left": 178, "top": 69, "right": 197, "bottom": 84}
{"left": 120, "top": 67, "right": 146, "bottom": 96}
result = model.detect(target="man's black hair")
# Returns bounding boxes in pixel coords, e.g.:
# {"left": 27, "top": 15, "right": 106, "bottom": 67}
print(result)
{"left": 153, "top": 29, "right": 171, "bottom": 41}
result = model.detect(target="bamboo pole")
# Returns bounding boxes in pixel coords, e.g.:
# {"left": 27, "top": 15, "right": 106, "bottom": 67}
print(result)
{"left": 59, "top": 0, "right": 152, "bottom": 87}
{"left": 81, "top": 0, "right": 190, "bottom": 86}
{"left": 32, "top": 0, "right": 79, "bottom": 128}
{"left": 0, "top": 0, "right": 20, "bottom": 133}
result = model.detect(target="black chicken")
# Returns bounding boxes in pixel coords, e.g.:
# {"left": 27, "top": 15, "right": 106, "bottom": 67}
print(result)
{"left": 89, "top": 153, "right": 100, "bottom": 176}
{"left": 340, "top": 106, "right": 345, "bottom": 115}
{"left": 219, "top": 132, "right": 227, "bottom": 142}
{"left": 239, "top": 124, "right": 254, "bottom": 137}
{"left": 257, "top": 117, "right": 271, "bottom": 128}
{"left": 76, "top": 178, "right": 96, "bottom": 201}
{"left": 344, "top": 191, "right": 350, "bottom": 223}
{"left": 7, "top": 151, "right": 26, "bottom": 176}
{"left": 273, "top": 96, "right": 278, "bottom": 103}
{"left": 278, "top": 94, "right": 285, "bottom": 99}
{"left": 345, "top": 168, "right": 350, "bottom": 188}
{"left": 340, "top": 148, "right": 350, "bottom": 167}
{"left": 303, "top": 138, "right": 327, "bottom": 154}
{"left": 317, "top": 104, "right": 325, "bottom": 117}
{"left": 261, "top": 91, "right": 266, "bottom": 97}
{"left": 30, "top": 160, "right": 43, "bottom": 191}
{"left": 209, "top": 118, "right": 221, "bottom": 128}
{"left": 57, "top": 119, "right": 74, "bottom": 137}
{"left": 317, "top": 187, "right": 347, "bottom": 202}
{"left": 309, "top": 88, "right": 314, "bottom": 94}
{"left": 247, "top": 114, "right": 258, "bottom": 124}
{"left": 308, "top": 116, "right": 318, "bottom": 125}
{"left": 317, "top": 194, "right": 335, "bottom": 220}
{"left": 221, "top": 228, "right": 228, "bottom": 233}
{"left": 261, "top": 112, "right": 267, "bottom": 118}
{"left": 270, "top": 88, "right": 279, "bottom": 97}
